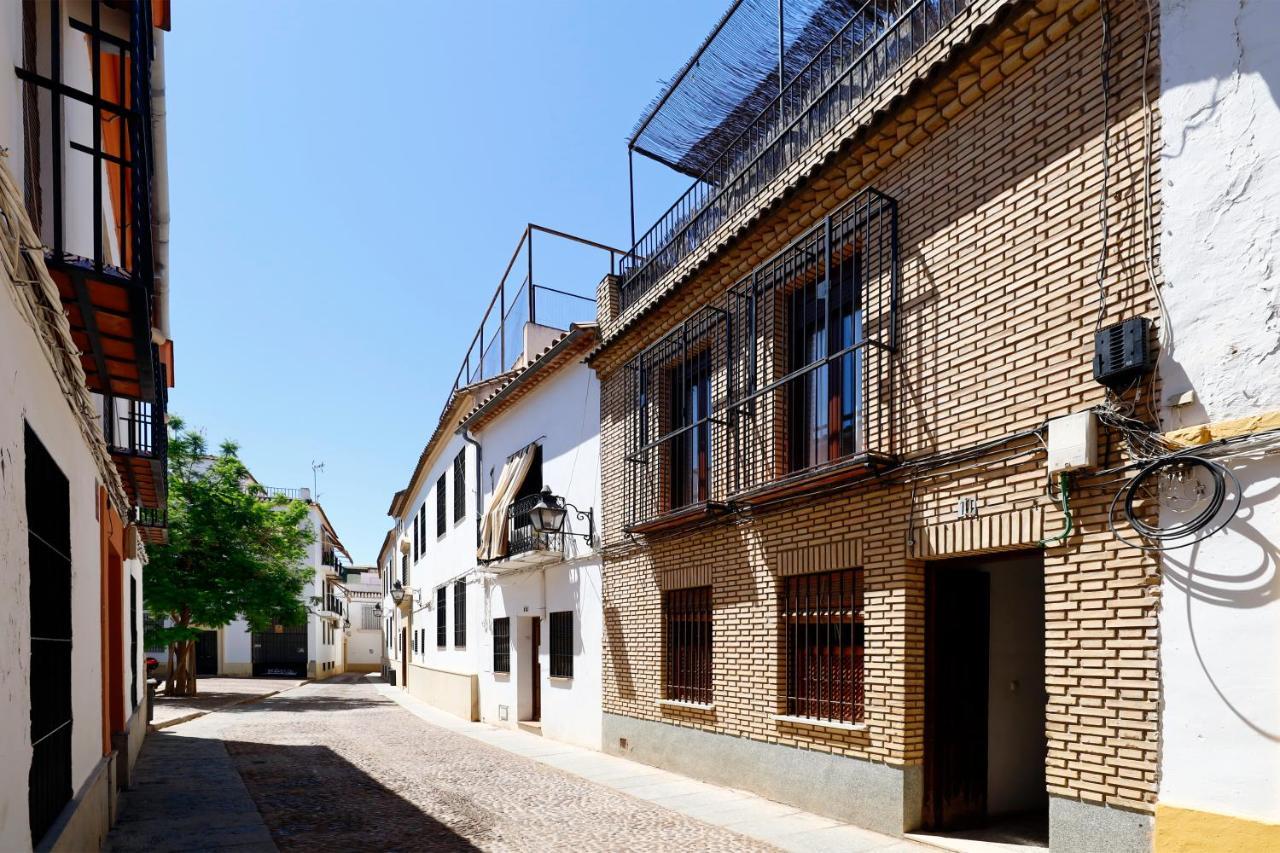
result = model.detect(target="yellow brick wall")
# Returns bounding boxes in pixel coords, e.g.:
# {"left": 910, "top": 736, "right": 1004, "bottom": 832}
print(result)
{"left": 595, "top": 0, "right": 1161, "bottom": 815}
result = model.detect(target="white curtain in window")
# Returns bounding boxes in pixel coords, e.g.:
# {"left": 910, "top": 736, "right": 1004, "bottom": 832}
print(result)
{"left": 477, "top": 445, "right": 535, "bottom": 561}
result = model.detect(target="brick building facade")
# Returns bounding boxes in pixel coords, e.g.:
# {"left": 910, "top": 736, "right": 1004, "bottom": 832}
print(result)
{"left": 590, "top": 0, "right": 1163, "bottom": 848}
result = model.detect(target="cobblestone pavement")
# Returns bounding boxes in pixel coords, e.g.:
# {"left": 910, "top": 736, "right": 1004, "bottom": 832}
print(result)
{"left": 199, "top": 674, "right": 778, "bottom": 852}
{"left": 152, "top": 677, "right": 306, "bottom": 726}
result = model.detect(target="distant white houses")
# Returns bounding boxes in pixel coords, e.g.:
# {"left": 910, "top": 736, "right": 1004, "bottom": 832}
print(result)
{"left": 210, "top": 485, "right": 356, "bottom": 680}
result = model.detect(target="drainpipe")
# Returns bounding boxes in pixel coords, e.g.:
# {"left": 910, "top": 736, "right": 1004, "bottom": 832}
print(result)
{"left": 458, "top": 426, "right": 483, "bottom": 549}
{"left": 150, "top": 35, "right": 170, "bottom": 342}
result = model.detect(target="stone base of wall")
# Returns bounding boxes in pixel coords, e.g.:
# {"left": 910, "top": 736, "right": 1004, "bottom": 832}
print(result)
{"left": 219, "top": 662, "right": 252, "bottom": 677}
{"left": 407, "top": 663, "right": 479, "bottom": 721}
{"left": 345, "top": 662, "right": 380, "bottom": 673}
{"left": 603, "top": 713, "right": 919, "bottom": 835}
{"left": 1050, "top": 796, "right": 1153, "bottom": 853}
{"left": 42, "top": 752, "right": 116, "bottom": 853}
{"left": 109, "top": 705, "right": 148, "bottom": 789}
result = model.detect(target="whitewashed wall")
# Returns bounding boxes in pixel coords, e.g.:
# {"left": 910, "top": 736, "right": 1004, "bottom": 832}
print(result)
{"left": 1158, "top": 0, "right": 1280, "bottom": 823}
{"left": 473, "top": 357, "right": 603, "bottom": 749}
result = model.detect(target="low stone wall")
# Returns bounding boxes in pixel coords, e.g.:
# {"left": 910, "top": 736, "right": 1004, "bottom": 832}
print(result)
{"left": 44, "top": 753, "right": 114, "bottom": 853}
{"left": 407, "top": 663, "right": 478, "bottom": 722}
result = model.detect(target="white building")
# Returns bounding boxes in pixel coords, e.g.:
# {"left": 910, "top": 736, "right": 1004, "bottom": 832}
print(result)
{"left": 0, "top": 2, "right": 173, "bottom": 850}
{"left": 1154, "top": 1, "right": 1280, "bottom": 848}
{"left": 462, "top": 324, "right": 603, "bottom": 750}
{"left": 216, "top": 488, "right": 354, "bottom": 680}
{"left": 339, "top": 565, "right": 384, "bottom": 673}
{"left": 381, "top": 226, "right": 615, "bottom": 750}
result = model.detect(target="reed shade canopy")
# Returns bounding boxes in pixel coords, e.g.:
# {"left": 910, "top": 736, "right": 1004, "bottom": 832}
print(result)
{"left": 629, "top": 0, "right": 873, "bottom": 177}
{"left": 477, "top": 445, "right": 536, "bottom": 561}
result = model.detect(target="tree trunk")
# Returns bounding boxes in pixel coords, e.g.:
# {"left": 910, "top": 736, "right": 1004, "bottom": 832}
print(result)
{"left": 165, "top": 642, "right": 176, "bottom": 696}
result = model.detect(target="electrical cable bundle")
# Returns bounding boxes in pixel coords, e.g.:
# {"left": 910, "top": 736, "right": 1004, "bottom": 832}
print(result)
{"left": 1107, "top": 455, "right": 1241, "bottom": 552}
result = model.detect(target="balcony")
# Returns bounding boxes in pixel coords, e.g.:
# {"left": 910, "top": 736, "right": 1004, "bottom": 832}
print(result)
{"left": 621, "top": 0, "right": 965, "bottom": 311}
{"left": 445, "top": 224, "right": 624, "bottom": 416}
{"left": 623, "top": 187, "right": 898, "bottom": 533}
{"left": 101, "top": 354, "right": 167, "bottom": 511}
{"left": 485, "top": 493, "right": 569, "bottom": 572}
{"left": 19, "top": 2, "right": 166, "bottom": 408}
{"left": 132, "top": 505, "right": 168, "bottom": 545}
{"left": 320, "top": 594, "right": 344, "bottom": 621}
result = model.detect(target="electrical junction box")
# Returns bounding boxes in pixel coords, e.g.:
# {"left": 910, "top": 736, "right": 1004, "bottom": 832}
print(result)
{"left": 1093, "top": 317, "right": 1155, "bottom": 388}
{"left": 1047, "top": 411, "right": 1097, "bottom": 474}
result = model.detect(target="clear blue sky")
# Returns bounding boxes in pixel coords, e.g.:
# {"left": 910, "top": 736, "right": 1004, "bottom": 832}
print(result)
{"left": 167, "top": 1, "right": 722, "bottom": 563}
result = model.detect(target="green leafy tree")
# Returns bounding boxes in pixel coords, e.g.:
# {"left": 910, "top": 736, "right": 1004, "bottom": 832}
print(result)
{"left": 144, "top": 416, "right": 314, "bottom": 696}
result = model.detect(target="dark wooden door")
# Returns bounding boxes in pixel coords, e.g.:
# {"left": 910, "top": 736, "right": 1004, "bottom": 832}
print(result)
{"left": 924, "top": 567, "right": 990, "bottom": 831}
{"left": 195, "top": 629, "right": 219, "bottom": 676}
{"left": 530, "top": 617, "right": 541, "bottom": 721}
{"left": 400, "top": 628, "right": 408, "bottom": 687}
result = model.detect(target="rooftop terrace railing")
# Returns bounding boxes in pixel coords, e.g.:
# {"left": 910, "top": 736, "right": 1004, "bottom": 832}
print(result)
{"left": 446, "top": 224, "right": 625, "bottom": 406}
{"left": 620, "top": 0, "right": 964, "bottom": 310}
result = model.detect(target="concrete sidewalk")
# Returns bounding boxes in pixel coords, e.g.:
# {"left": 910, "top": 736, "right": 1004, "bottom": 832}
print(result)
{"left": 371, "top": 677, "right": 928, "bottom": 853}
{"left": 106, "top": 713, "right": 277, "bottom": 852}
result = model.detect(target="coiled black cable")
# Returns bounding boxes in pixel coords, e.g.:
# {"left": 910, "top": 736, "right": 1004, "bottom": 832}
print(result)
{"left": 1108, "top": 455, "right": 1240, "bottom": 551}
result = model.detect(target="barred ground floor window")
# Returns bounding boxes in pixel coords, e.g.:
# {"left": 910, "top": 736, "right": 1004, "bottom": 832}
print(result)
{"left": 663, "top": 586, "right": 712, "bottom": 704}
{"left": 780, "top": 568, "right": 864, "bottom": 723}
{"left": 493, "top": 617, "right": 510, "bottom": 674}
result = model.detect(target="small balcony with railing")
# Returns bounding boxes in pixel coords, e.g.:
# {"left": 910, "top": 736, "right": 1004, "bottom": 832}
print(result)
{"left": 99, "top": 356, "right": 167, "bottom": 515}
{"left": 623, "top": 186, "right": 898, "bottom": 533}
{"left": 620, "top": 0, "right": 965, "bottom": 312}
{"left": 485, "top": 493, "right": 569, "bottom": 573}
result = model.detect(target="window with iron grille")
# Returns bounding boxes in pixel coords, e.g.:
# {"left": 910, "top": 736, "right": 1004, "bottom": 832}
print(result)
{"left": 453, "top": 580, "right": 467, "bottom": 648}
{"left": 780, "top": 569, "right": 864, "bottom": 724}
{"left": 623, "top": 308, "right": 728, "bottom": 529}
{"left": 26, "top": 423, "right": 72, "bottom": 846}
{"left": 453, "top": 451, "right": 466, "bottom": 523}
{"left": 436, "top": 586, "right": 447, "bottom": 647}
{"left": 437, "top": 473, "right": 447, "bottom": 537}
{"left": 412, "top": 629, "right": 418, "bottom": 654}
{"left": 549, "top": 611, "right": 574, "bottom": 678}
{"left": 130, "top": 575, "right": 138, "bottom": 710}
{"left": 401, "top": 554, "right": 409, "bottom": 589}
{"left": 361, "top": 604, "right": 380, "bottom": 631}
{"left": 663, "top": 586, "right": 712, "bottom": 704}
{"left": 412, "top": 510, "right": 419, "bottom": 561}
{"left": 493, "top": 617, "right": 511, "bottom": 674}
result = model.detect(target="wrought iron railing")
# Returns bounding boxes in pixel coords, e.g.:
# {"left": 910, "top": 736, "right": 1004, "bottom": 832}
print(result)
{"left": 446, "top": 225, "right": 624, "bottom": 415}
{"left": 261, "top": 486, "right": 307, "bottom": 501}
{"left": 623, "top": 187, "right": 897, "bottom": 530}
{"left": 620, "top": 0, "right": 963, "bottom": 309}
{"left": 505, "top": 493, "right": 565, "bottom": 559}
{"left": 132, "top": 505, "right": 167, "bottom": 529}
{"left": 323, "top": 594, "right": 344, "bottom": 617}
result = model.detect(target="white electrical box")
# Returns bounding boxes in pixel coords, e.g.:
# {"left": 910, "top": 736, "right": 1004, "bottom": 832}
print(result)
{"left": 1047, "top": 411, "right": 1097, "bottom": 473}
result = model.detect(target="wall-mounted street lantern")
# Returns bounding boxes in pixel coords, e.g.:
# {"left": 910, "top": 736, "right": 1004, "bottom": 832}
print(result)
{"left": 528, "top": 485, "right": 594, "bottom": 544}
{"left": 391, "top": 581, "right": 406, "bottom": 605}
{"left": 373, "top": 603, "right": 384, "bottom": 618}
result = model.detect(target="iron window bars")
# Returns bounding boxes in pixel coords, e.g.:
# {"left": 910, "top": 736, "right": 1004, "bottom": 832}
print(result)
{"left": 436, "top": 473, "right": 447, "bottom": 537}
{"left": 493, "top": 617, "right": 511, "bottom": 674}
{"left": 453, "top": 451, "right": 466, "bottom": 523}
{"left": 623, "top": 187, "right": 897, "bottom": 530}
{"left": 549, "top": 611, "right": 574, "bottom": 678}
{"left": 620, "top": 0, "right": 962, "bottom": 309}
{"left": 663, "top": 586, "right": 713, "bottom": 704}
{"left": 453, "top": 580, "right": 467, "bottom": 648}
{"left": 436, "top": 586, "right": 447, "bottom": 647}
{"left": 781, "top": 568, "right": 865, "bottom": 723}
{"left": 623, "top": 305, "right": 732, "bottom": 527}
{"left": 26, "top": 424, "right": 73, "bottom": 847}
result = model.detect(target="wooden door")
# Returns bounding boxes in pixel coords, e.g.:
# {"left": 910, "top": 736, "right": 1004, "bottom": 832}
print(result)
{"left": 924, "top": 566, "right": 990, "bottom": 831}
{"left": 530, "top": 616, "right": 541, "bottom": 721}
{"left": 194, "top": 629, "right": 218, "bottom": 676}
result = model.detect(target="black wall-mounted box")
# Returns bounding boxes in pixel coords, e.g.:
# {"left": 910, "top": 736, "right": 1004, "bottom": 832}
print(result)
{"left": 1093, "top": 317, "right": 1155, "bottom": 388}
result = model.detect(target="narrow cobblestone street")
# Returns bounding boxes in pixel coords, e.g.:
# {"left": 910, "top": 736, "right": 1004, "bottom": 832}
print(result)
{"left": 110, "top": 675, "right": 924, "bottom": 852}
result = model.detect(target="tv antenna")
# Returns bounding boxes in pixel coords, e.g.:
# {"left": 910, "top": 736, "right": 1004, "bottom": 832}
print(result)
{"left": 311, "top": 460, "right": 325, "bottom": 500}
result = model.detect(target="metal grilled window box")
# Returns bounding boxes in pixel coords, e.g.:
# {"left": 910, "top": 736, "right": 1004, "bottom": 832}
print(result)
{"left": 623, "top": 187, "right": 898, "bottom": 533}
